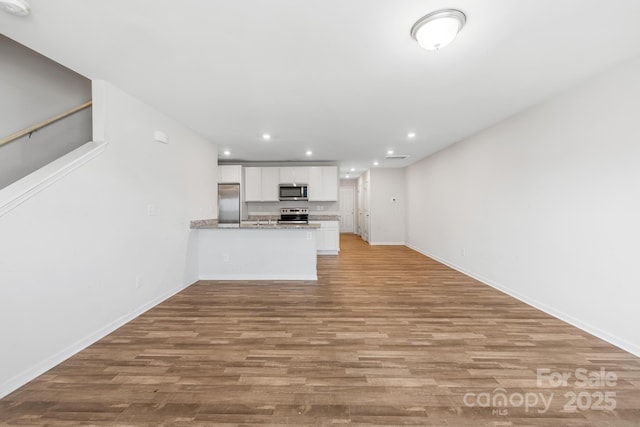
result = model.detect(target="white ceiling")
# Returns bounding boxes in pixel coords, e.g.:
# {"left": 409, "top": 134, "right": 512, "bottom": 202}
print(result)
{"left": 3, "top": 0, "right": 640, "bottom": 178}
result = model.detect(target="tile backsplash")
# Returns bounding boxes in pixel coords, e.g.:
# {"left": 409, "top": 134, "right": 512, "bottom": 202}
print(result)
{"left": 246, "top": 201, "right": 339, "bottom": 217}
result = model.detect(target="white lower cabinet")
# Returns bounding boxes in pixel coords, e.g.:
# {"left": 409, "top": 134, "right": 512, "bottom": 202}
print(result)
{"left": 313, "top": 221, "right": 340, "bottom": 255}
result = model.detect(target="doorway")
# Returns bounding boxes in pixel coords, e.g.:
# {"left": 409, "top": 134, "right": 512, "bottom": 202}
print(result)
{"left": 339, "top": 186, "right": 356, "bottom": 233}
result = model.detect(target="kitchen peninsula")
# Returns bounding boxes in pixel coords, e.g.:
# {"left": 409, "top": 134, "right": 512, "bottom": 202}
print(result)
{"left": 190, "top": 219, "right": 320, "bottom": 281}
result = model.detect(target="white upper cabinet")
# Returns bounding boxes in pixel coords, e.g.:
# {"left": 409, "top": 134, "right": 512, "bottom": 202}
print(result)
{"left": 323, "top": 166, "right": 338, "bottom": 201}
{"left": 279, "top": 167, "right": 310, "bottom": 185}
{"left": 246, "top": 166, "right": 336, "bottom": 202}
{"left": 308, "top": 167, "right": 323, "bottom": 200}
{"left": 244, "top": 167, "right": 262, "bottom": 201}
{"left": 308, "top": 166, "right": 338, "bottom": 201}
{"left": 245, "top": 167, "right": 280, "bottom": 202}
{"left": 261, "top": 167, "right": 280, "bottom": 201}
{"left": 218, "top": 165, "right": 242, "bottom": 183}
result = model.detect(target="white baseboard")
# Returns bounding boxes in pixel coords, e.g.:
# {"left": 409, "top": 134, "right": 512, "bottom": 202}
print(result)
{"left": 406, "top": 243, "right": 640, "bottom": 358}
{"left": 318, "top": 250, "right": 339, "bottom": 255}
{"left": 0, "top": 281, "right": 192, "bottom": 399}
{"left": 370, "top": 241, "right": 405, "bottom": 246}
{"left": 199, "top": 274, "right": 317, "bottom": 281}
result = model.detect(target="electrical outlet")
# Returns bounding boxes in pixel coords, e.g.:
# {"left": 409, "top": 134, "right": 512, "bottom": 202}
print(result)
{"left": 135, "top": 275, "right": 143, "bottom": 289}
{"left": 461, "top": 248, "right": 466, "bottom": 257}
{"left": 223, "top": 254, "right": 229, "bottom": 262}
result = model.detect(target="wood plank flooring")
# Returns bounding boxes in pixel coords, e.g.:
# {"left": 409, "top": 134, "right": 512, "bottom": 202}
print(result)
{"left": 1, "top": 234, "right": 639, "bottom": 426}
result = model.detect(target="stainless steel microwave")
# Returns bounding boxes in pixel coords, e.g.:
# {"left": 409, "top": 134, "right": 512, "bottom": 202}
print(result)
{"left": 279, "top": 184, "right": 308, "bottom": 201}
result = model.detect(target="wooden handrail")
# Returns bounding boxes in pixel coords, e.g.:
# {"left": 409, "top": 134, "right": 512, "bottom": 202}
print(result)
{"left": 0, "top": 100, "right": 93, "bottom": 148}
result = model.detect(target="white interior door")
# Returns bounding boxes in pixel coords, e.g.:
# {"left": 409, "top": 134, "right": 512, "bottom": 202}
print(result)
{"left": 339, "top": 187, "right": 355, "bottom": 233}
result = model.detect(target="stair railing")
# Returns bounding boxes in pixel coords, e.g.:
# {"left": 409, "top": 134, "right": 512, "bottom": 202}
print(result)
{"left": 0, "top": 100, "right": 92, "bottom": 148}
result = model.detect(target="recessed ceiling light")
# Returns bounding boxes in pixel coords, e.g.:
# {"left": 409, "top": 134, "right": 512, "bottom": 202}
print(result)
{"left": 0, "top": 0, "right": 30, "bottom": 16}
{"left": 346, "top": 174, "right": 350, "bottom": 179}
{"left": 350, "top": 168, "right": 355, "bottom": 172}
{"left": 373, "top": 161, "right": 379, "bottom": 166}
{"left": 305, "top": 150, "right": 313, "bottom": 156}
{"left": 387, "top": 150, "right": 394, "bottom": 155}
{"left": 407, "top": 132, "right": 416, "bottom": 139}
{"left": 262, "top": 133, "right": 271, "bottom": 141}
{"left": 411, "top": 9, "right": 466, "bottom": 51}
{"left": 223, "top": 150, "right": 231, "bottom": 156}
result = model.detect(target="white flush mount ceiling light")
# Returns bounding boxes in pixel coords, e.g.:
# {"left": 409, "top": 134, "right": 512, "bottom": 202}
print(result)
{"left": 411, "top": 9, "right": 466, "bottom": 50}
{"left": 0, "top": 0, "right": 30, "bottom": 15}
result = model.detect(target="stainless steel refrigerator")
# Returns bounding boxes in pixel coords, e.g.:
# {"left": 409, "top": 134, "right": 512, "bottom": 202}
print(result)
{"left": 218, "top": 183, "right": 241, "bottom": 224}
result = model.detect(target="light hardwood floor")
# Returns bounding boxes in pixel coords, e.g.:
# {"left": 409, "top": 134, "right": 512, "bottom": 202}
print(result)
{"left": 1, "top": 234, "right": 639, "bottom": 426}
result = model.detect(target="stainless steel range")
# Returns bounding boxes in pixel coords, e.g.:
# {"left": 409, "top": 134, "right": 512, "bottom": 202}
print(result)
{"left": 278, "top": 207, "right": 309, "bottom": 224}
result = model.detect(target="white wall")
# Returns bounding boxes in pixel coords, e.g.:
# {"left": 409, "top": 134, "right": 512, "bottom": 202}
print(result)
{"left": 340, "top": 179, "right": 357, "bottom": 188}
{"left": 0, "top": 35, "right": 92, "bottom": 188}
{"left": 405, "top": 57, "right": 640, "bottom": 356}
{"left": 0, "top": 110, "right": 92, "bottom": 189}
{"left": 369, "top": 168, "right": 405, "bottom": 245}
{"left": 0, "top": 80, "right": 217, "bottom": 397}
{"left": 0, "top": 35, "right": 91, "bottom": 137}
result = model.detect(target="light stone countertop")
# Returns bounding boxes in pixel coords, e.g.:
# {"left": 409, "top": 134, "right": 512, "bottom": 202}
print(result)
{"left": 190, "top": 219, "right": 320, "bottom": 230}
